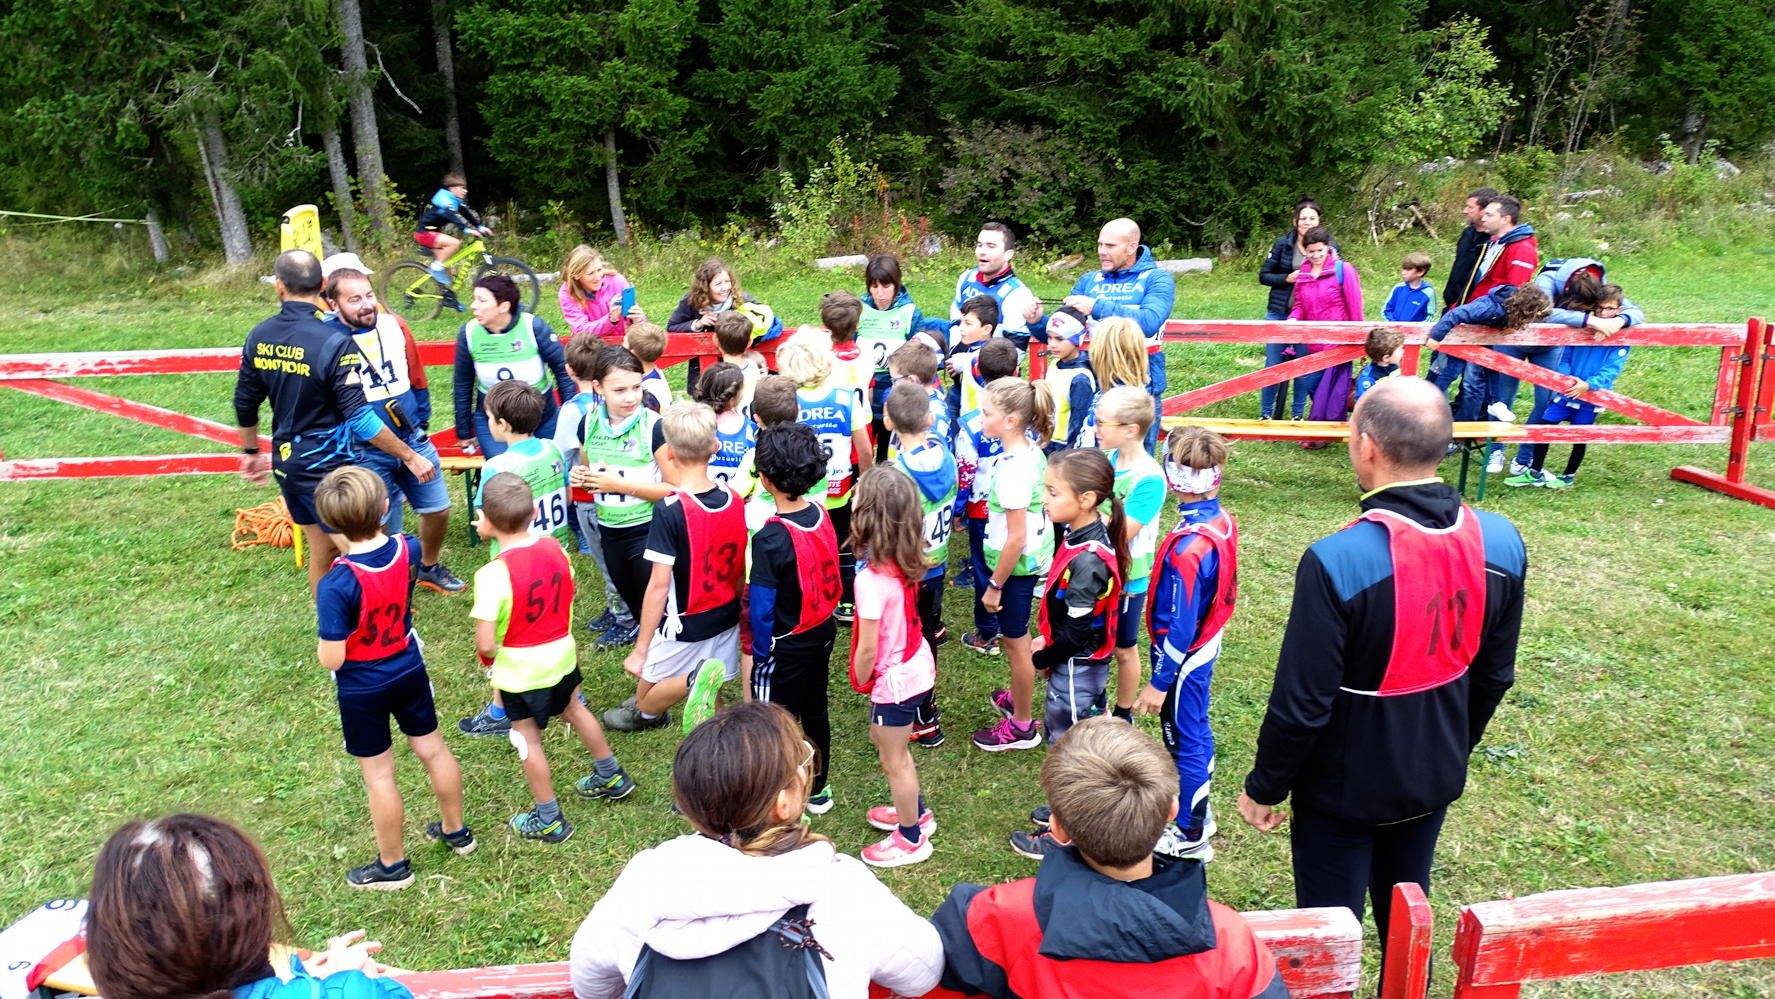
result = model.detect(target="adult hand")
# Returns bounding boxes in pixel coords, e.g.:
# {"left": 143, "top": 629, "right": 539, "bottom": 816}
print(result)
{"left": 1586, "top": 314, "right": 1625, "bottom": 336}
{"left": 1063, "top": 294, "right": 1095, "bottom": 315}
{"left": 695, "top": 312, "right": 716, "bottom": 331}
{"left": 1029, "top": 635, "right": 1047, "bottom": 653}
{"left": 569, "top": 464, "right": 595, "bottom": 490}
{"left": 405, "top": 452, "right": 438, "bottom": 484}
{"left": 1237, "top": 790, "right": 1287, "bottom": 832}
{"left": 459, "top": 440, "right": 479, "bottom": 457}
{"left": 1133, "top": 683, "right": 1166, "bottom": 716}
{"left": 622, "top": 650, "right": 645, "bottom": 678}
{"left": 1284, "top": 271, "right": 1300, "bottom": 284}
{"left": 607, "top": 303, "right": 622, "bottom": 323}
{"left": 479, "top": 226, "right": 493, "bottom": 238}
{"left": 240, "top": 452, "right": 270, "bottom": 485}
{"left": 1021, "top": 300, "right": 1043, "bottom": 326}
{"left": 981, "top": 586, "right": 1003, "bottom": 614}
{"left": 308, "top": 930, "right": 384, "bottom": 978}
{"left": 627, "top": 305, "right": 648, "bottom": 324}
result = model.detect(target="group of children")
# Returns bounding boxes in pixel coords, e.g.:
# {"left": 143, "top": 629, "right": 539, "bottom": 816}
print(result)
{"left": 311, "top": 253, "right": 1252, "bottom": 882}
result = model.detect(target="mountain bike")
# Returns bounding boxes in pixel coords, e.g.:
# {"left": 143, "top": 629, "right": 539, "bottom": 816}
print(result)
{"left": 380, "top": 235, "right": 540, "bottom": 321}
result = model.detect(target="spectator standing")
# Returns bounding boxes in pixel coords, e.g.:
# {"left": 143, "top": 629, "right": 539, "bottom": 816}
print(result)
{"left": 1065, "top": 218, "right": 1176, "bottom": 449}
{"left": 1238, "top": 377, "right": 1525, "bottom": 989}
{"left": 949, "top": 223, "right": 1045, "bottom": 350}
{"left": 1441, "top": 187, "right": 1499, "bottom": 312}
{"left": 1257, "top": 200, "right": 1336, "bottom": 421}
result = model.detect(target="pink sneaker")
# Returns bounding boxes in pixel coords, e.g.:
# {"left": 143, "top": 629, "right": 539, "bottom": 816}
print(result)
{"left": 866, "top": 805, "right": 937, "bottom": 837}
{"left": 988, "top": 688, "right": 1015, "bottom": 718}
{"left": 972, "top": 717, "right": 1041, "bottom": 752}
{"left": 861, "top": 827, "right": 933, "bottom": 868}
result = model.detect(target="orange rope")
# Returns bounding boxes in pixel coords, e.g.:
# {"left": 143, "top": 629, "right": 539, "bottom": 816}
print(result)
{"left": 232, "top": 497, "right": 295, "bottom": 550}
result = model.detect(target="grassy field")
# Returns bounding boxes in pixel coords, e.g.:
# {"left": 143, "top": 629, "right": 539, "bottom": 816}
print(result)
{"left": 2, "top": 238, "right": 1773, "bottom": 996}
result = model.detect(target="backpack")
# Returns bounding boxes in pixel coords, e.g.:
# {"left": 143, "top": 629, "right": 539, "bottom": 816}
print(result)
{"left": 624, "top": 903, "right": 832, "bottom": 999}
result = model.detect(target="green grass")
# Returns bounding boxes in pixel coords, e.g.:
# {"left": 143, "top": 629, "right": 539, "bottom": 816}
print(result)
{"left": 2, "top": 239, "right": 1774, "bottom": 995}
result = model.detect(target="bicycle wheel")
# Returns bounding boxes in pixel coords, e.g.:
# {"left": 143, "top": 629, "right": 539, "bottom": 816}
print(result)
{"left": 380, "top": 261, "right": 447, "bottom": 322}
{"left": 475, "top": 257, "right": 540, "bottom": 315}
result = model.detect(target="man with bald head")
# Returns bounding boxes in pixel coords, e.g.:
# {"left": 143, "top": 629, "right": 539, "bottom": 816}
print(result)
{"left": 1065, "top": 218, "right": 1175, "bottom": 447}
{"left": 1237, "top": 377, "right": 1525, "bottom": 982}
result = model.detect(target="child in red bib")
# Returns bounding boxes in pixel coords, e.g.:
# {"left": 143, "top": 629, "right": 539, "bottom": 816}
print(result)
{"left": 1006, "top": 448, "right": 1128, "bottom": 861}
{"left": 747, "top": 423, "right": 842, "bottom": 813}
{"left": 313, "top": 466, "right": 470, "bottom": 890}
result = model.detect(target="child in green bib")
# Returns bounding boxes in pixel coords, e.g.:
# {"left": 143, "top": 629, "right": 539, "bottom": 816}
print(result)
{"left": 474, "top": 380, "right": 573, "bottom": 555}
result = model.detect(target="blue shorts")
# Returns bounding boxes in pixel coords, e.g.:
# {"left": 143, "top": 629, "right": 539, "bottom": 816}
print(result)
{"left": 336, "top": 667, "right": 438, "bottom": 757}
{"left": 871, "top": 689, "right": 934, "bottom": 728}
{"left": 278, "top": 477, "right": 323, "bottom": 527}
{"left": 1115, "top": 589, "right": 1148, "bottom": 650}
{"left": 1536, "top": 402, "right": 1599, "bottom": 426}
{"left": 994, "top": 573, "right": 1039, "bottom": 639}
{"left": 359, "top": 435, "right": 449, "bottom": 517}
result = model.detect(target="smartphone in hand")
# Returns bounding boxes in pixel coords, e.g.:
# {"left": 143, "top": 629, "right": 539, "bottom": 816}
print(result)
{"left": 620, "top": 286, "right": 636, "bottom": 317}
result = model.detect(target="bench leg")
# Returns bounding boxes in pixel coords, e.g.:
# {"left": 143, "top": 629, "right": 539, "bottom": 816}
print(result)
{"left": 1476, "top": 437, "right": 1491, "bottom": 502}
{"left": 460, "top": 468, "right": 481, "bottom": 547}
{"left": 1456, "top": 445, "right": 1472, "bottom": 496}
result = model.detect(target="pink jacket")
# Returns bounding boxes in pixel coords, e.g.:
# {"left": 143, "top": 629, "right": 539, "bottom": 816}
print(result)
{"left": 1287, "top": 256, "right": 1365, "bottom": 323}
{"left": 558, "top": 272, "right": 632, "bottom": 343}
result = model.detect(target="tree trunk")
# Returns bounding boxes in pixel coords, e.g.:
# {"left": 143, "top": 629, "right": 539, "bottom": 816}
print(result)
{"left": 320, "top": 125, "right": 361, "bottom": 253}
{"left": 433, "top": 0, "right": 466, "bottom": 178}
{"left": 1680, "top": 107, "right": 1707, "bottom": 164}
{"left": 338, "top": 0, "right": 391, "bottom": 243}
{"left": 145, "top": 207, "right": 170, "bottom": 263}
{"left": 604, "top": 128, "right": 630, "bottom": 246}
{"left": 195, "top": 112, "right": 253, "bottom": 265}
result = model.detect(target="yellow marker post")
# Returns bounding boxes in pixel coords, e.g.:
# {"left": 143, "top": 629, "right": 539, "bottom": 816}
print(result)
{"left": 280, "top": 204, "right": 323, "bottom": 258}
{"left": 291, "top": 520, "right": 305, "bottom": 569}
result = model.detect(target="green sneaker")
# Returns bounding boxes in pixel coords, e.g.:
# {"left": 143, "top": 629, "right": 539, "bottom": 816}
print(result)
{"left": 509, "top": 810, "right": 573, "bottom": 844}
{"left": 575, "top": 769, "right": 638, "bottom": 800}
{"left": 1503, "top": 470, "right": 1546, "bottom": 488}
{"left": 1543, "top": 473, "right": 1575, "bottom": 490}
{"left": 683, "top": 657, "right": 727, "bottom": 733}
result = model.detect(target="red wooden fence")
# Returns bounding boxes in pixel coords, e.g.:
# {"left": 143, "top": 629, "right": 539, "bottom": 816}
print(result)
{"left": 3, "top": 319, "right": 1770, "bottom": 507}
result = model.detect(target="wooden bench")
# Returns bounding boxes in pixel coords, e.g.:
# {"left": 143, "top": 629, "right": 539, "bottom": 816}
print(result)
{"left": 1450, "top": 871, "right": 1775, "bottom": 998}
{"left": 392, "top": 895, "right": 1416, "bottom": 999}
{"left": 1160, "top": 418, "right": 1527, "bottom": 500}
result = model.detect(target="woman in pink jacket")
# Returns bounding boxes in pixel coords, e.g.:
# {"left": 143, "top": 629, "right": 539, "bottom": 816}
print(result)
{"left": 558, "top": 244, "right": 647, "bottom": 342}
{"left": 1287, "top": 226, "right": 1364, "bottom": 441}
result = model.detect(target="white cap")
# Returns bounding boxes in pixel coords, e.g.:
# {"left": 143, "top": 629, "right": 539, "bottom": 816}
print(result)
{"left": 320, "top": 252, "right": 374, "bottom": 278}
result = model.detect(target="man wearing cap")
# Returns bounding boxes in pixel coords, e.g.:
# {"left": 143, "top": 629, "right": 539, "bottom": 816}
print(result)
{"left": 1040, "top": 306, "right": 1097, "bottom": 451}
{"left": 235, "top": 249, "right": 439, "bottom": 592}
{"left": 320, "top": 253, "right": 464, "bottom": 594}
{"left": 1064, "top": 219, "right": 1176, "bottom": 449}
{"left": 1237, "top": 376, "right": 1525, "bottom": 982}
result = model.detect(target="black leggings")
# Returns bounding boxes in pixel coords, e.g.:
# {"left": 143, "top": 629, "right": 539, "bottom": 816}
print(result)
{"left": 750, "top": 626, "right": 836, "bottom": 790}
{"left": 829, "top": 502, "right": 856, "bottom": 605}
{"left": 598, "top": 522, "right": 653, "bottom": 624}
{"left": 1291, "top": 804, "right": 1447, "bottom": 989}
{"left": 1530, "top": 442, "right": 1587, "bottom": 476}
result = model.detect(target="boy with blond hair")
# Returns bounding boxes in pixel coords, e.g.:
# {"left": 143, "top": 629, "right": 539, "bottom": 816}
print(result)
{"left": 931, "top": 717, "right": 1287, "bottom": 999}
{"left": 604, "top": 401, "right": 748, "bottom": 730}
{"left": 887, "top": 340, "right": 951, "bottom": 456}
{"left": 779, "top": 330, "right": 873, "bottom": 622}
{"left": 624, "top": 321, "right": 672, "bottom": 412}
{"left": 1090, "top": 385, "right": 1167, "bottom": 724}
{"left": 314, "top": 465, "right": 472, "bottom": 890}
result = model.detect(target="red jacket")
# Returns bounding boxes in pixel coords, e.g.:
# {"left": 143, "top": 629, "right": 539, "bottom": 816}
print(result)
{"left": 1465, "top": 225, "right": 1539, "bottom": 302}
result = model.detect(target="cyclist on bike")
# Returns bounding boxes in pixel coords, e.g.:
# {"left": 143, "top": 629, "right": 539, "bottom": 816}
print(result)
{"left": 414, "top": 173, "right": 492, "bottom": 287}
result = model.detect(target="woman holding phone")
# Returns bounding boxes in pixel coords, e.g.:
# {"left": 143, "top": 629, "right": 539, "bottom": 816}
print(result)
{"left": 667, "top": 257, "right": 779, "bottom": 383}
{"left": 559, "top": 245, "right": 645, "bottom": 343}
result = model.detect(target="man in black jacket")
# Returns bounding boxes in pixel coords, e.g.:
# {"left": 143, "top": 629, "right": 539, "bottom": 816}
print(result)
{"left": 1238, "top": 376, "right": 1524, "bottom": 973}
{"left": 1442, "top": 187, "right": 1499, "bottom": 312}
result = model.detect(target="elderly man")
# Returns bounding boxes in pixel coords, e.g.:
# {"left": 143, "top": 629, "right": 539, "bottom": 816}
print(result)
{"left": 1238, "top": 377, "right": 1525, "bottom": 987}
{"left": 234, "top": 249, "right": 437, "bottom": 591}
{"left": 320, "top": 255, "right": 463, "bottom": 594}
{"left": 1065, "top": 218, "right": 1175, "bottom": 448}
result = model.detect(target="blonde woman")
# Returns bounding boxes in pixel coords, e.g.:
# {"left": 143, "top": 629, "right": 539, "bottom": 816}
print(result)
{"left": 557, "top": 245, "right": 645, "bottom": 343}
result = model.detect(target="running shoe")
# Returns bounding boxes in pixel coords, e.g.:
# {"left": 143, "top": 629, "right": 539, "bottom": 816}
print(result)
{"left": 1154, "top": 824, "right": 1216, "bottom": 863}
{"left": 866, "top": 805, "right": 937, "bottom": 836}
{"left": 910, "top": 724, "right": 946, "bottom": 748}
{"left": 575, "top": 769, "right": 638, "bottom": 800}
{"left": 595, "top": 621, "right": 640, "bottom": 651}
{"left": 416, "top": 562, "right": 466, "bottom": 594}
{"left": 1509, "top": 460, "right": 1531, "bottom": 476}
{"left": 683, "top": 658, "right": 726, "bottom": 732}
{"left": 1543, "top": 473, "right": 1576, "bottom": 490}
{"left": 805, "top": 784, "right": 835, "bottom": 815}
{"left": 602, "top": 702, "right": 670, "bottom": 732}
{"left": 585, "top": 608, "right": 617, "bottom": 634}
{"left": 1009, "top": 829, "right": 1065, "bottom": 860}
{"left": 457, "top": 706, "right": 510, "bottom": 738}
{"left": 345, "top": 857, "right": 414, "bottom": 891}
{"left": 960, "top": 631, "right": 1001, "bottom": 656}
{"left": 424, "top": 822, "right": 478, "bottom": 856}
{"left": 1486, "top": 450, "right": 1506, "bottom": 475}
{"left": 861, "top": 827, "right": 932, "bottom": 868}
{"left": 988, "top": 688, "right": 1015, "bottom": 718}
{"left": 834, "top": 602, "right": 856, "bottom": 625}
{"left": 1486, "top": 401, "right": 1518, "bottom": 423}
{"left": 509, "top": 810, "right": 573, "bottom": 844}
{"left": 971, "top": 717, "right": 1040, "bottom": 752}
{"left": 1503, "top": 470, "right": 1546, "bottom": 488}
{"left": 1030, "top": 804, "right": 1052, "bottom": 830}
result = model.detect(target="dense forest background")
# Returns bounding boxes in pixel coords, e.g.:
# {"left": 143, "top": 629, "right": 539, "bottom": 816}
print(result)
{"left": 4, "top": 0, "right": 1772, "bottom": 262}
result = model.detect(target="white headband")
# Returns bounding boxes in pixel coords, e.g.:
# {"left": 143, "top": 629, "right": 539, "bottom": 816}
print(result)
{"left": 1164, "top": 461, "right": 1223, "bottom": 495}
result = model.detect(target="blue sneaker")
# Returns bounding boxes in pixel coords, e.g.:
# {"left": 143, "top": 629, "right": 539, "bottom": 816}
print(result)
{"left": 416, "top": 562, "right": 466, "bottom": 594}
{"left": 595, "top": 622, "right": 640, "bottom": 651}
{"left": 509, "top": 810, "right": 573, "bottom": 844}
{"left": 585, "top": 608, "right": 617, "bottom": 634}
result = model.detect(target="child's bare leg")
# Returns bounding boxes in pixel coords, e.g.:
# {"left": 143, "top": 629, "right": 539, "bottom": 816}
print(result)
{"left": 510, "top": 718, "right": 554, "bottom": 804}
{"left": 1114, "top": 646, "right": 1141, "bottom": 711}
{"left": 1004, "top": 634, "right": 1036, "bottom": 725}
{"left": 870, "top": 724, "right": 922, "bottom": 822}
{"left": 406, "top": 730, "right": 464, "bottom": 831}
{"left": 740, "top": 654, "right": 754, "bottom": 702}
{"left": 637, "top": 675, "right": 690, "bottom": 716}
{"left": 356, "top": 750, "right": 405, "bottom": 865}
{"left": 560, "top": 693, "right": 614, "bottom": 759}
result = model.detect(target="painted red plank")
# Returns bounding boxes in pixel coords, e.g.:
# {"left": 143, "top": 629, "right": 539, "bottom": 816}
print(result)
{"left": 1381, "top": 883, "right": 1433, "bottom": 999}
{"left": 1451, "top": 871, "right": 1775, "bottom": 996}
{"left": 1163, "top": 345, "right": 1367, "bottom": 415}
{"left": 1157, "top": 319, "right": 1746, "bottom": 347}
{"left": 1752, "top": 318, "right": 1775, "bottom": 435}
{"left": 398, "top": 962, "right": 574, "bottom": 999}
{"left": 1724, "top": 318, "right": 1768, "bottom": 484}
{"left": 0, "top": 454, "right": 245, "bottom": 479}
{"left": 1436, "top": 344, "right": 1704, "bottom": 427}
{"left": 1671, "top": 467, "right": 1775, "bottom": 509}
{"left": 1711, "top": 345, "right": 1739, "bottom": 426}
{"left": 2, "top": 379, "right": 268, "bottom": 447}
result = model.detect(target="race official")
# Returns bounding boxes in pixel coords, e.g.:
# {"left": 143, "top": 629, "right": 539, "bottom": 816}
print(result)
{"left": 234, "top": 249, "right": 437, "bottom": 592}
{"left": 1237, "top": 376, "right": 1525, "bottom": 981}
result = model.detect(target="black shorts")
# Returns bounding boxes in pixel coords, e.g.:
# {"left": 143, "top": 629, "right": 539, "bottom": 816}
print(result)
{"left": 499, "top": 668, "right": 583, "bottom": 729}
{"left": 870, "top": 689, "right": 933, "bottom": 728}
{"left": 337, "top": 668, "right": 439, "bottom": 757}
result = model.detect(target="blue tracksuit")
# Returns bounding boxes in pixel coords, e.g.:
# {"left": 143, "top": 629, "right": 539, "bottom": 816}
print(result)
{"left": 1515, "top": 340, "right": 1633, "bottom": 467}
{"left": 1147, "top": 497, "right": 1229, "bottom": 841}
{"left": 1072, "top": 246, "right": 1176, "bottom": 447}
{"left": 1382, "top": 281, "right": 1435, "bottom": 322}
{"left": 1355, "top": 362, "right": 1399, "bottom": 401}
